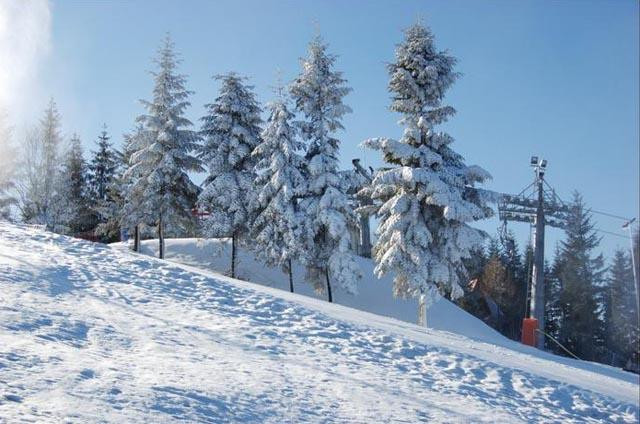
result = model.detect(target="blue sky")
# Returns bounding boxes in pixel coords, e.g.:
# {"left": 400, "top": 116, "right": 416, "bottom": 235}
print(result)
{"left": 26, "top": 0, "right": 640, "bottom": 258}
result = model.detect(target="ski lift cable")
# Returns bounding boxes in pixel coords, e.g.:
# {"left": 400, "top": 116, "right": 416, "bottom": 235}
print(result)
{"left": 594, "top": 228, "right": 630, "bottom": 240}
{"left": 588, "top": 209, "right": 632, "bottom": 222}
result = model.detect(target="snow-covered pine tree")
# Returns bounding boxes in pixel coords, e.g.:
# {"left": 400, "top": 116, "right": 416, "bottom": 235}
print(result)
{"left": 251, "top": 93, "right": 306, "bottom": 292}
{"left": 89, "top": 125, "right": 119, "bottom": 204}
{"left": 361, "top": 23, "right": 493, "bottom": 323}
{"left": 88, "top": 127, "right": 125, "bottom": 242}
{"left": 125, "top": 35, "right": 202, "bottom": 259}
{"left": 198, "top": 73, "right": 262, "bottom": 278}
{"left": 95, "top": 167, "right": 125, "bottom": 243}
{"left": 18, "top": 99, "right": 63, "bottom": 227}
{"left": 290, "top": 36, "right": 361, "bottom": 301}
{"left": 552, "top": 192, "right": 606, "bottom": 362}
{"left": 53, "top": 134, "right": 93, "bottom": 234}
{"left": 88, "top": 125, "right": 122, "bottom": 241}
{"left": 603, "top": 249, "right": 638, "bottom": 367}
{"left": 121, "top": 125, "right": 148, "bottom": 250}
{"left": 41, "top": 99, "right": 63, "bottom": 228}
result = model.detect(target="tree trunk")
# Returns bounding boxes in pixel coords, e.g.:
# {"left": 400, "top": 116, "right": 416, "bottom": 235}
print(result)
{"left": 288, "top": 258, "right": 294, "bottom": 293}
{"left": 231, "top": 233, "right": 236, "bottom": 279}
{"left": 158, "top": 214, "right": 164, "bottom": 259}
{"left": 325, "top": 268, "right": 333, "bottom": 303}
{"left": 133, "top": 224, "right": 140, "bottom": 252}
{"left": 418, "top": 290, "right": 427, "bottom": 327}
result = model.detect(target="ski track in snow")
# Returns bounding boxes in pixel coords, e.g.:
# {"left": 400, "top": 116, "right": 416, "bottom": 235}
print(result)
{"left": 0, "top": 223, "right": 638, "bottom": 423}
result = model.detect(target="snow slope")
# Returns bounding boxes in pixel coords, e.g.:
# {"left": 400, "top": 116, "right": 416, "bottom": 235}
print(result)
{"left": 1, "top": 223, "right": 638, "bottom": 423}
{"left": 127, "top": 237, "right": 505, "bottom": 345}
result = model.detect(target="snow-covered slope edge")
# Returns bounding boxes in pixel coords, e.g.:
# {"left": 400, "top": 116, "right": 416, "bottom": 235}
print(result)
{"left": 125, "top": 237, "right": 506, "bottom": 346}
{"left": 129, "top": 237, "right": 640, "bottom": 388}
{"left": 1, "top": 222, "right": 638, "bottom": 423}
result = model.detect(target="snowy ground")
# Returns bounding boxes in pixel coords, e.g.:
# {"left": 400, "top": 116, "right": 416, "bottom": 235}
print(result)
{"left": 0, "top": 223, "right": 638, "bottom": 423}
{"left": 126, "top": 237, "right": 506, "bottom": 345}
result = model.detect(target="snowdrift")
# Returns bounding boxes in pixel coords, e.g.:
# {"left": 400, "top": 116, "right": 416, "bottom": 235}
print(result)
{"left": 1, "top": 222, "right": 638, "bottom": 423}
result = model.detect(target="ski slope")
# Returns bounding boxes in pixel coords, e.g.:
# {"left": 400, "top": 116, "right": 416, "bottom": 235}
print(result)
{"left": 0, "top": 222, "right": 638, "bottom": 423}
{"left": 127, "top": 237, "right": 506, "bottom": 345}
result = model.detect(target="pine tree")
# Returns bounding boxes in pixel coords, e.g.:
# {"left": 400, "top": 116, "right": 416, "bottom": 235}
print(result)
{"left": 362, "top": 23, "right": 492, "bottom": 318}
{"left": 290, "top": 35, "right": 361, "bottom": 300}
{"left": 89, "top": 125, "right": 119, "bottom": 203}
{"left": 480, "top": 255, "right": 514, "bottom": 331}
{"left": 604, "top": 249, "right": 639, "bottom": 367}
{"left": 499, "top": 230, "right": 527, "bottom": 339}
{"left": 544, "top": 256, "right": 562, "bottom": 346}
{"left": 88, "top": 125, "right": 122, "bottom": 241}
{"left": 19, "top": 99, "right": 63, "bottom": 227}
{"left": 125, "top": 35, "right": 202, "bottom": 259}
{"left": 486, "top": 237, "right": 501, "bottom": 259}
{"left": 553, "top": 192, "right": 606, "bottom": 361}
{"left": 41, "top": 99, "right": 63, "bottom": 228}
{"left": 121, "top": 124, "right": 152, "bottom": 249}
{"left": 53, "top": 134, "right": 92, "bottom": 234}
{"left": 456, "top": 245, "right": 489, "bottom": 322}
{"left": 250, "top": 94, "right": 306, "bottom": 291}
{"left": 96, "top": 163, "right": 125, "bottom": 243}
{"left": 198, "top": 73, "right": 262, "bottom": 278}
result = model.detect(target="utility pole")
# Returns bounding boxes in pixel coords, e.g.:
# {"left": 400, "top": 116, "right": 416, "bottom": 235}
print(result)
{"left": 498, "top": 156, "right": 570, "bottom": 350}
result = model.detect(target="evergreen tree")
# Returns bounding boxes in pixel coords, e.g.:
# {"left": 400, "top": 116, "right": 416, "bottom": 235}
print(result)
{"left": 553, "top": 192, "right": 606, "bottom": 361}
{"left": 89, "top": 125, "right": 119, "bottom": 203}
{"left": 500, "top": 229, "right": 524, "bottom": 286}
{"left": 479, "top": 255, "right": 514, "bottom": 331}
{"left": 88, "top": 125, "right": 121, "bottom": 241}
{"left": 290, "top": 35, "right": 361, "bottom": 300}
{"left": 54, "top": 134, "right": 92, "bottom": 234}
{"left": 250, "top": 94, "right": 306, "bottom": 292}
{"left": 125, "top": 35, "right": 202, "bottom": 259}
{"left": 19, "top": 99, "right": 63, "bottom": 227}
{"left": 604, "top": 249, "right": 639, "bottom": 367}
{"left": 362, "top": 23, "right": 492, "bottom": 316}
{"left": 544, "top": 256, "right": 562, "bottom": 346}
{"left": 486, "top": 237, "right": 501, "bottom": 259}
{"left": 465, "top": 245, "right": 488, "bottom": 282}
{"left": 499, "top": 230, "right": 527, "bottom": 339}
{"left": 96, "top": 165, "right": 125, "bottom": 242}
{"left": 456, "top": 245, "right": 489, "bottom": 322}
{"left": 121, "top": 124, "right": 153, "bottom": 248}
{"left": 198, "top": 73, "right": 262, "bottom": 278}
{"left": 522, "top": 242, "right": 534, "bottom": 318}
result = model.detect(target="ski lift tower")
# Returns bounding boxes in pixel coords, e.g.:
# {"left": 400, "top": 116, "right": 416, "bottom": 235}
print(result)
{"left": 498, "top": 156, "right": 570, "bottom": 349}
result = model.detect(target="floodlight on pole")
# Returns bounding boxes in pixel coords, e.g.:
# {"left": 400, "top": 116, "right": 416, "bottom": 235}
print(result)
{"left": 531, "top": 156, "right": 547, "bottom": 178}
